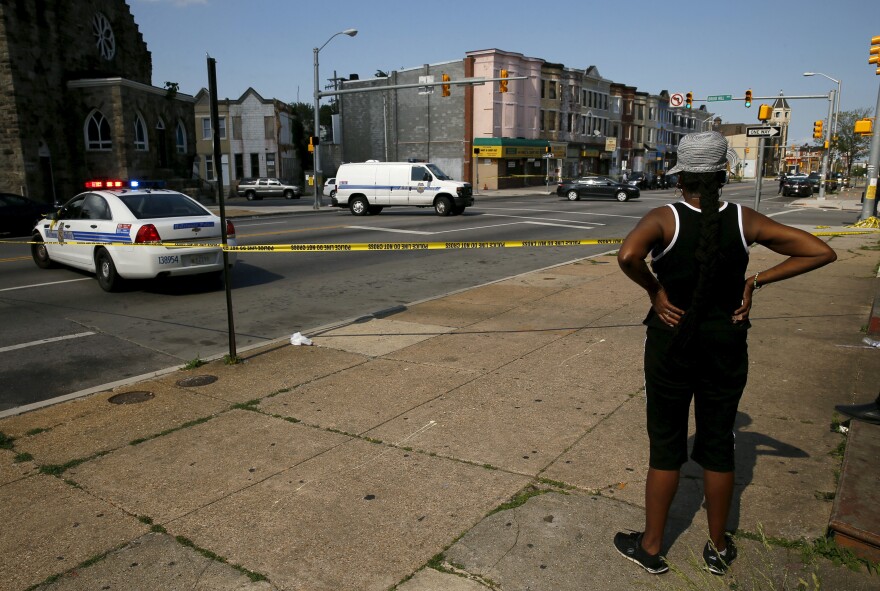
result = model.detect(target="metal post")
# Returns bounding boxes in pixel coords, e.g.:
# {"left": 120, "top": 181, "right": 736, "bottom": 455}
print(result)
{"left": 860, "top": 82, "right": 880, "bottom": 220}
{"left": 207, "top": 55, "right": 236, "bottom": 359}
{"left": 753, "top": 136, "right": 765, "bottom": 211}
{"left": 312, "top": 46, "right": 322, "bottom": 210}
{"left": 818, "top": 90, "right": 835, "bottom": 200}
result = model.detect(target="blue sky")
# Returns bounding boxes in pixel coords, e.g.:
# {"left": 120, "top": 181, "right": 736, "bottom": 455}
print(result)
{"left": 132, "top": 0, "right": 879, "bottom": 146}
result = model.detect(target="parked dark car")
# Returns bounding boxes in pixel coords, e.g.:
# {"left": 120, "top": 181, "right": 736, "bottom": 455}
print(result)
{"left": 781, "top": 177, "right": 813, "bottom": 197}
{"left": 557, "top": 177, "right": 640, "bottom": 202}
{"left": 625, "top": 171, "right": 650, "bottom": 189}
{"left": 0, "top": 193, "right": 55, "bottom": 237}
{"left": 806, "top": 172, "right": 838, "bottom": 193}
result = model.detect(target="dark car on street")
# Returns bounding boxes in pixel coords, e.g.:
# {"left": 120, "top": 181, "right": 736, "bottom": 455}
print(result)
{"left": 806, "top": 172, "right": 838, "bottom": 193}
{"left": 557, "top": 177, "right": 640, "bottom": 202}
{"left": 781, "top": 177, "right": 813, "bottom": 197}
{"left": 0, "top": 193, "right": 55, "bottom": 237}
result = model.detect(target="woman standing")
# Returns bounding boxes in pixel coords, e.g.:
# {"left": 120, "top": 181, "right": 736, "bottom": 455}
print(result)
{"left": 614, "top": 131, "right": 836, "bottom": 575}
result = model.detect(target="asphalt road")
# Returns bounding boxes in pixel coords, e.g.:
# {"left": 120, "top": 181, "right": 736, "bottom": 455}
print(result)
{"left": 0, "top": 185, "right": 856, "bottom": 412}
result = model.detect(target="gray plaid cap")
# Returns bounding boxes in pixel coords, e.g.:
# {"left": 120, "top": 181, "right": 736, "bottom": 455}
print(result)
{"left": 667, "top": 131, "right": 733, "bottom": 175}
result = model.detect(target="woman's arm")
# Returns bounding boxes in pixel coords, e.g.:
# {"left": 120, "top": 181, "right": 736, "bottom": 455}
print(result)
{"left": 618, "top": 208, "right": 685, "bottom": 326}
{"left": 733, "top": 208, "right": 838, "bottom": 320}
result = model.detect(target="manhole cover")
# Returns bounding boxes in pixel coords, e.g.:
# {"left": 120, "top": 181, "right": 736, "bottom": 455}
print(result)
{"left": 176, "top": 375, "right": 218, "bottom": 387}
{"left": 108, "top": 391, "right": 154, "bottom": 405}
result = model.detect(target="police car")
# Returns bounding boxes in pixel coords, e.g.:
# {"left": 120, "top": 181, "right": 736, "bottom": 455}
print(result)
{"left": 31, "top": 182, "right": 236, "bottom": 292}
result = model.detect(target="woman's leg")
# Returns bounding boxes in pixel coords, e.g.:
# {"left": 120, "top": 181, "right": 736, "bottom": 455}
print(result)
{"left": 703, "top": 469, "right": 734, "bottom": 550}
{"left": 642, "top": 468, "right": 680, "bottom": 554}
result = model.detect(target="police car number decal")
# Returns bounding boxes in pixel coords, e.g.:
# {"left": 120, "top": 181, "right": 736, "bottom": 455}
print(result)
{"left": 158, "top": 255, "right": 179, "bottom": 265}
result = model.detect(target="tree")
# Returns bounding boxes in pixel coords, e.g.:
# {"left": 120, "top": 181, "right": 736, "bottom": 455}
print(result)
{"left": 828, "top": 108, "right": 872, "bottom": 177}
{"left": 289, "top": 102, "right": 314, "bottom": 174}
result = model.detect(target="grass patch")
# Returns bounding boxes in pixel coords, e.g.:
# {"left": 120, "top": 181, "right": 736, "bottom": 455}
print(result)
{"left": 181, "top": 356, "right": 206, "bottom": 370}
{"left": 174, "top": 535, "right": 268, "bottom": 582}
{"left": 25, "top": 427, "right": 49, "bottom": 436}
{"left": 129, "top": 416, "right": 213, "bottom": 446}
{"left": 39, "top": 451, "right": 110, "bottom": 476}
{"left": 0, "top": 431, "right": 15, "bottom": 450}
{"left": 14, "top": 452, "right": 33, "bottom": 463}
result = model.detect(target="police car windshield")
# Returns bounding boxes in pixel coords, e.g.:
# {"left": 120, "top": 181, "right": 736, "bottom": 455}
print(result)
{"left": 118, "top": 193, "right": 210, "bottom": 219}
{"left": 426, "top": 164, "right": 452, "bottom": 180}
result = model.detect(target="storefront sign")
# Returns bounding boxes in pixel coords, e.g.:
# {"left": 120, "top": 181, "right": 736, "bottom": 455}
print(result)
{"left": 605, "top": 138, "right": 617, "bottom": 152}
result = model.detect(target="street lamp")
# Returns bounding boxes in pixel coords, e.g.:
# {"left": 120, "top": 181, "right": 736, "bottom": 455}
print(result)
{"left": 313, "top": 28, "right": 357, "bottom": 209}
{"left": 803, "top": 72, "right": 841, "bottom": 144}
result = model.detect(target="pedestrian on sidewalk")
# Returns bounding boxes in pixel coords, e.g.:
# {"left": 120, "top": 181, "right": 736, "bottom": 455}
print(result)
{"left": 614, "top": 131, "right": 836, "bottom": 576}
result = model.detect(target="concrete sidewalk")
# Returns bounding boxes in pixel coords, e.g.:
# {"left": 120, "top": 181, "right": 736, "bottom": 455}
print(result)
{"left": 1, "top": 227, "right": 879, "bottom": 590}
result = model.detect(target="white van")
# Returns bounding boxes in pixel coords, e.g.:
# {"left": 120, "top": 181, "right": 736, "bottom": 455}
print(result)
{"left": 332, "top": 161, "right": 474, "bottom": 216}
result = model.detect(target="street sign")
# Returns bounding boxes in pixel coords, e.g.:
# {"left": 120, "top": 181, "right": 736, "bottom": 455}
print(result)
{"left": 707, "top": 94, "right": 732, "bottom": 102}
{"left": 669, "top": 93, "right": 684, "bottom": 108}
{"left": 746, "top": 126, "right": 782, "bottom": 138}
{"left": 542, "top": 153, "right": 554, "bottom": 159}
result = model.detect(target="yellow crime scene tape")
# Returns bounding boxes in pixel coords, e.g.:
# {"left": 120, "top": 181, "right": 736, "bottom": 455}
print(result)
{"left": 0, "top": 228, "right": 876, "bottom": 252}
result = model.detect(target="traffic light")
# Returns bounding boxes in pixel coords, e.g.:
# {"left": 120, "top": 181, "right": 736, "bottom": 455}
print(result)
{"left": 812, "top": 120, "right": 824, "bottom": 139}
{"left": 744, "top": 89, "right": 752, "bottom": 108}
{"left": 855, "top": 118, "right": 874, "bottom": 135}
{"left": 757, "top": 104, "right": 772, "bottom": 121}
{"left": 441, "top": 73, "right": 450, "bottom": 97}
{"left": 685, "top": 92, "right": 693, "bottom": 109}
{"left": 499, "top": 69, "right": 508, "bottom": 93}
{"left": 870, "top": 35, "right": 880, "bottom": 74}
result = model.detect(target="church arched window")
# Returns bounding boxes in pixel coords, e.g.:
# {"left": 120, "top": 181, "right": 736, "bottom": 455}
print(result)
{"left": 134, "top": 112, "right": 148, "bottom": 151}
{"left": 85, "top": 110, "right": 111, "bottom": 150}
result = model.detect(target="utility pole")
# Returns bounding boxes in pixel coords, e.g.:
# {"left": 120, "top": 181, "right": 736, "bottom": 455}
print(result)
{"left": 818, "top": 89, "right": 835, "bottom": 200}
{"left": 860, "top": 83, "right": 880, "bottom": 220}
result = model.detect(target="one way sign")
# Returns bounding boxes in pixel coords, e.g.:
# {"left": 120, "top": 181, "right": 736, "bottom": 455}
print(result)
{"left": 746, "top": 126, "right": 781, "bottom": 138}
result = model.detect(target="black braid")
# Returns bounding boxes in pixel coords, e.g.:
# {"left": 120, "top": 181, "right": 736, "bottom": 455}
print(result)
{"left": 671, "top": 170, "right": 726, "bottom": 352}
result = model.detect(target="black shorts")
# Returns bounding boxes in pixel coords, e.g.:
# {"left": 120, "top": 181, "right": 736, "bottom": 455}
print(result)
{"left": 644, "top": 327, "right": 748, "bottom": 472}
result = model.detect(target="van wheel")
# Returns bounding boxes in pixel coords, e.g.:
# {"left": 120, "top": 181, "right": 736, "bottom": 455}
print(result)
{"left": 369, "top": 206, "right": 384, "bottom": 215}
{"left": 96, "top": 248, "right": 123, "bottom": 292}
{"left": 350, "top": 197, "right": 369, "bottom": 216}
{"left": 284, "top": 189, "right": 295, "bottom": 199}
{"left": 435, "top": 196, "right": 453, "bottom": 216}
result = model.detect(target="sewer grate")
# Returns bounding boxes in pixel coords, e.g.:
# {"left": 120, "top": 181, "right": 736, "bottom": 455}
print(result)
{"left": 176, "top": 375, "right": 218, "bottom": 387}
{"left": 108, "top": 391, "right": 154, "bottom": 405}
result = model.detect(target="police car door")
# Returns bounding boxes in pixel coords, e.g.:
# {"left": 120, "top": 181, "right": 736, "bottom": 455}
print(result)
{"left": 64, "top": 193, "right": 114, "bottom": 268}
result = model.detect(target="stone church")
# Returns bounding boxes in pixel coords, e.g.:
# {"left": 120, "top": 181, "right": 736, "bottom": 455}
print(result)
{"left": 0, "top": 0, "right": 196, "bottom": 204}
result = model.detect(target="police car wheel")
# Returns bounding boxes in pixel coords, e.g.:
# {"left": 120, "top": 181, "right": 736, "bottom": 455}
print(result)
{"left": 31, "top": 237, "right": 54, "bottom": 269}
{"left": 96, "top": 248, "right": 123, "bottom": 292}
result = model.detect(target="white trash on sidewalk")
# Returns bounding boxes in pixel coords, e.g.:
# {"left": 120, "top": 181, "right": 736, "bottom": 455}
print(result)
{"left": 290, "top": 332, "right": 313, "bottom": 346}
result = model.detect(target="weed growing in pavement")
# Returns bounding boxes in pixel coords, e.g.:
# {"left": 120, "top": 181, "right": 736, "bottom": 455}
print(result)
{"left": 223, "top": 354, "right": 242, "bottom": 365}
{"left": 231, "top": 399, "right": 261, "bottom": 411}
{"left": 128, "top": 416, "right": 213, "bottom": 446}
{"left": 182, "top": 356, "right": 205, "bottom": 370}
{"left": 174, "top": 535, "right": 268, "bottom": 582}
{"left": 0, "top": 431, "right": 14, "bottom": 449}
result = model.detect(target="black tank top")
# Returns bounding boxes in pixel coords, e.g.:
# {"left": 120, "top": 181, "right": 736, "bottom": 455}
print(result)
{"left": 645, "top": 201, "right": 750, "bottom": 331}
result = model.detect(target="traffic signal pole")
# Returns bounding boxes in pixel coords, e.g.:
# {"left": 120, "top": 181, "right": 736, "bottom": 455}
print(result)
{"left": 753, "top": 136, "right": 766, "bottom": 211}
{"left": 861, "top": 82, "right": 880, "bottom": 220}
{"left": 818, "top": 89, "right": 835, "bottom": 200}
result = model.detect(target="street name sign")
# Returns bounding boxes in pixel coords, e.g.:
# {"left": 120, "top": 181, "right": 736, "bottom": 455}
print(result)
{"left": 746, "top": 126, "right": 781, "bottom": 138}
{"left": 707, "top": 94, "right": 732, "bottom": 102}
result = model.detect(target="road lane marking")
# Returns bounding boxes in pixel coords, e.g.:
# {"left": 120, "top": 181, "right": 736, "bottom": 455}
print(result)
{"left": 482, "top": 213, "right": 605, "bottom": 226}
{"left": 0, "top": 278, "right": 91, "bottom": 292}
{"left": 347, "top": 226, "right": 433, "bottom": 235}
{"left": 0, "top": 256, "right": 31, "bottom": 263}
{"left": 238, "top": 225, "right": 347, "bottom": 239}
{"left": 0, "top": 332, "right": 96, "bottom": 353}
{"left": 478, "top": 206, "right": 640, "bottom": 219}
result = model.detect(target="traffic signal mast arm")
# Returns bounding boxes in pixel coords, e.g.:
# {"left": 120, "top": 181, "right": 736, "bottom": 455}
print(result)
{"left": 315, "top": 75, "right": 529, "bottom": 98}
